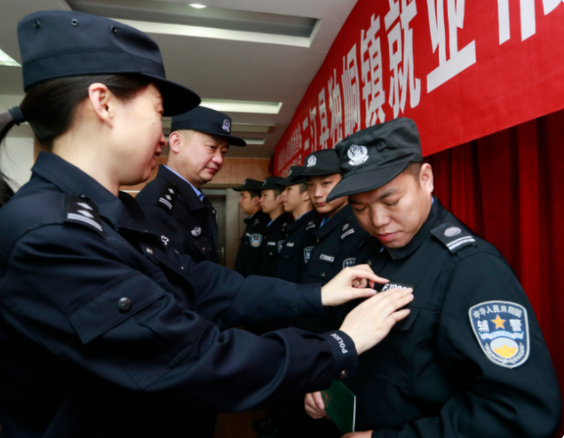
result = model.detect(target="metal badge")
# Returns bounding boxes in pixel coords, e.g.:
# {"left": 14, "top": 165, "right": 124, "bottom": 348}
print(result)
{"left": 307, "top": 155, "right": 317, "bottom": 167}
{"left": 222, "top": 119, "right": 231, "bottom": 133}
{"left": 444, "top": 226, "right": 461, "bottom": 237}
{"left": 191, "top": 226, "right": 202, "bottom": 237}
{"left": 469, "top": 300, "right": 529, "bottom": 369}
{"left": 347, "top": 145, "right": 369, "bottom": 166}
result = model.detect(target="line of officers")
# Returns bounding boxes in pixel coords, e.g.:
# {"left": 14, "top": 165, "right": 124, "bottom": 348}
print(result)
{"left": 136, "top": 105, "right": 561, "bottom": 438}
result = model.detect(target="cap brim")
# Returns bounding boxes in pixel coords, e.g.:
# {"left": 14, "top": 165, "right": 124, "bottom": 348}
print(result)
{"left": 326, "top": 162, "right": 408, "bottom": 202}
{"left": 300, "top": 165, "right": 341, "bottom": 178}
{"left": 147, "top": 74, "right": 201, "bottom": 117}
{"left": 207, "top": 132, "right": 246, "bottom": 147}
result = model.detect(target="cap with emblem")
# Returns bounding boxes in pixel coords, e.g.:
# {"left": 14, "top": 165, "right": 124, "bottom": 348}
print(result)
{"left": 260, "top": 176, "right": 285, "bottom": 191}
{"left": 170, "top": 106, "right": 246, "bottom": 146}
{"left": 233, "top": 178, "right": 264, "bottom": 192}
{"left": 326, "top": 118, "right": 422, "bottom": 202}
{"left": 277, "top": 166, "right": 307, "bottom": 186}
{"left": 17, "top": 10, "right": 199, "bottom": 116}
{"left": 300, "top": 149, "right": 340, "bottom": 178}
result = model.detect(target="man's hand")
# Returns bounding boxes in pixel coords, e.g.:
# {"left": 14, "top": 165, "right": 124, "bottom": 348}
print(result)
{"left": 340, "top": 287, "right": 413, "bottom": 355}
{"left": 304, "top": 391, "right": 328, "bottom": 420}
{"left": 321, "top": 265, "right": 388, "bottom": 307}
{"left": 341, "top": 431, "right": 373, "bottom": 438}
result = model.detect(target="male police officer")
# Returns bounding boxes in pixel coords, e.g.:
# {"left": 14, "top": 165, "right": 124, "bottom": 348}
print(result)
{"left": 233, "top": 178, "right": 270, "bottom": 277}
{"left": 276, "top": 166, "right": 319, "bottom": 283}
{"left": 137, "top": 106, "right": 246, "bottom": 263}
{"left": 257, "top": 176, "right": 293, "bottom": 278}
{"left": 305, "top": 118, "right": 562, "bottom": 438}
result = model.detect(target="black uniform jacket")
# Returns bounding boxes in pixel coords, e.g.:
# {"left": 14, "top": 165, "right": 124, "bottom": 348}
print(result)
{"left": 136, "top": 165, "right": 219, "bottom": 263}
{"left": 276, "top": 209, "right": 319, "bottom": 283}
{"left": 257, "top": 212, "right": 293, "bottom": 278}
{"left": 339, "top": 198, "right": 561, "bottom": 438}
{"left": 0, "top": 153, "right": 358, "bottom": 438}
{"left": 234, "top": 210, "right": 270, "bottom": 277}
{"left": 297, "top": 205, "right": 373, "bottom": 333}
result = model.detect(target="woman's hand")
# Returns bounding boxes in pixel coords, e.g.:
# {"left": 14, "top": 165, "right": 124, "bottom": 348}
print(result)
{"left": 320, "top": 265, "right": 388, "bottom": 307}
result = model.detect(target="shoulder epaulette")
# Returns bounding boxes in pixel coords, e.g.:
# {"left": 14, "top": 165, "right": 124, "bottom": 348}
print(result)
{"left": 158, "top": 182, "right": 177, "bottom": 212}
{"left": 341, "top": 222, "right": 355, "bottom": 240}
{"left": 431, "top": 221, "right": 476, "bottom": 254}
{"left": 65, "top": 195, "right": 104, "bottom": 235}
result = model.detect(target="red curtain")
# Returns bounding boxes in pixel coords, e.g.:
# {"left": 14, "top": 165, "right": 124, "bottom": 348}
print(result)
{"left": 427, "top": 108, "right": 564, "bottom": 436}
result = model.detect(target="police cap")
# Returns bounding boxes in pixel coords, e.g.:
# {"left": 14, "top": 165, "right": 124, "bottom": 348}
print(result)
{"left": 233, "top": 179, "right": 264, "bottom": 192}
{"left": 300, "top": 149, "right": 340, "bottom": 177}
{"left": 171, "top": 106, "right": 246, "bottom": 146}
{"left": 18, "top": 10, "right": 199, "bottom": 116}
{"left": 260, "top": 176, "right": 285, "bottom": 191}
{"left": 277, "top": 166, "right": 307, "bottom": 186}
{"left": 326, "top": 118, "right": 422, "bottom": 202}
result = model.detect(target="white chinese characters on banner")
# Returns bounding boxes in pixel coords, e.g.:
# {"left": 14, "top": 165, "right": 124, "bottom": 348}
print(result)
{"left": 341, "top": 45, "right": 362, "bottom": 137}
{"left": 318, "top": 88, "right": 330, "bottom": 150}
{"left": 426, "top": 0, "right": 476, "bottom": 92}
{"left": 497, "top": 0, "right": 561, "bottom": 44}
{"left": 385, "top": 0, "right": 421, "bottom": 118}
{"left": 328, "top": 69, "right": 344, "bottom": 145}
{"left": 361, "top": 14, "right": 386, "bottom": 127}
{"left": 309, "top": 106, "right": 318, "bottom": 151}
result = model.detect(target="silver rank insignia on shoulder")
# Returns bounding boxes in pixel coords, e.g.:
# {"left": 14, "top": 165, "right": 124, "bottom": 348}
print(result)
{"left": 158, "top": 183, "right": 177, "bottom": 212}
{"left": 431, "top": 221, "right": 476, "bottom": 253}
{"left": 65, "top": 195, "right": 104, "bottom": 235}
{"left": 191, "top": 226, "right": 202, "bottom": 237}
{"left": 342, "top": 258, "right": 356, "bottom": 268}
{"left": 303, "top": 246, "right": 314, "bottom": 263}
{"left": 341, "top": 228, "right": 355, "bottom": 239}
{"left": 306, "top": 221, "right": 316, "bottom": 231}
{"left": 469, "top": 300, "right": 529, "bottom": 369}
{"left": 250, "top": 233, "right": 263, "bottom": 248}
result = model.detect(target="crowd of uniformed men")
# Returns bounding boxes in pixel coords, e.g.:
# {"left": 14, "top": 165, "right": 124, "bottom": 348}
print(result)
{"left": 136, "top": 104, "right": 561, "bottom": 438}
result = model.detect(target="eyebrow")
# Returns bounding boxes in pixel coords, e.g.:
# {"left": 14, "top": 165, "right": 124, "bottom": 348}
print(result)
{"left": 349, "top": 188, "right": 399, "bottom": 205}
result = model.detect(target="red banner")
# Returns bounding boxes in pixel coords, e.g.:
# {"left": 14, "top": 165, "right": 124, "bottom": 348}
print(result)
{"left": 273, "top": 0, "right": 564, "bottom": 176}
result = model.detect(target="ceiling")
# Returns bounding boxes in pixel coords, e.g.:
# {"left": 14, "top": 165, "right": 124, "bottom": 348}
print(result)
{"left": 0, "top": 0, "right": 358, "bottom": 159}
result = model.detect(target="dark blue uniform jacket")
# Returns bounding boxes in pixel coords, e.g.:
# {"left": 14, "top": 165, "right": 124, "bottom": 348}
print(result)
{"left": 234, "top": 210, "right": 270, "bottom": 277}
{"left": 136, "top": 165, "right": 219, "bottom": 263}
{"left": 339, "top": 197, "right": 561, "bottom": 438}
{"left": 0, "top": 153, "right": 357, "bottom": 438}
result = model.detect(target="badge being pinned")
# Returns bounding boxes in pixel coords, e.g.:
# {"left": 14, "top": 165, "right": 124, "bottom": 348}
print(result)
{"left": 469, "top": 301, "right": 529, "bottom": 369}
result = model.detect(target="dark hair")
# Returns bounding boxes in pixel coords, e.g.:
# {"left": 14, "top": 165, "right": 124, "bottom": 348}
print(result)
{"left": 248, "top": 190, "right": 262, "bottom": 199}
{"left": 403, "top": 161, "right": 423, "bottom": 180}
{"left": 0, "top": 74, "right": 152, "bottom": 150}
{"left": 272, "top": 188, "right": 283, "bottom": 197}
{"left": 298, "top": 182, "right": 308, "bottom": 193}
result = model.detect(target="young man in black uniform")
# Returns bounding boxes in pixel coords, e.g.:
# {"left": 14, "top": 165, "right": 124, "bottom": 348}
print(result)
{"left": 137, "top": 106, "right": 246, "bottom": 263}
{"left": 275, "top": 166, "right": 319, "bottom": 283}
{"left": 256, "top": 176, "right": 292, "bottom": 278}
{"left": 233, "top": 178, "right": 270, "bottom": 277}
{"left": 305, "top": 118, "right": 562, "bottom": 438}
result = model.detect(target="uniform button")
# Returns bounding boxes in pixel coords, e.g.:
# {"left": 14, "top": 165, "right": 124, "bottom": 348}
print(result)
{"left": 79, "top": 194, "right": 90, "bottom": 200}
{"left": 146, "top": 247, "right": 153, "bottom": 255}
{"left": 34, "top": 20, "right": 40, "bottom": 28}
{"left": 181, "top": 266, "right": 185, "bottom": 270}
{"left": 71, "top": 18, "right": 79, "bottom": 26}
{"left": 269, "top": 252, "right": 273, "bottom": 255}
{"left": 111, "top": 25, "right": 118, "bottom": 33}
{"left": 340, "top": 370, "right": 349, "bottom": 379}
{"left": 316, "top": 239, "right": 320, "bottom": 243}
{"left": 202, "top": 247, "right": 206, "bottom": 251}
{"left": 321, "top": 273, "right": 325, "bottom": 277}
{"left": 117, "top": 297, "right": 132, "bottom": 312}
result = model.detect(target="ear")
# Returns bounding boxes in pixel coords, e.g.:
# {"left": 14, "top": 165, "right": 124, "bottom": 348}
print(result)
{"left": 420, "top": 163, "right": 434, "bottom": 195}
{"left": 276, "top": 193, "right": 284, "bottom": 204}
{"left": 168, "top": 131, "right": 183, "bottom": 154}
{"left": 301, "top": 189, "right": 310, "bottom": 202}
{"left": 88, "top": 83, "right": 114, "bottom": 127}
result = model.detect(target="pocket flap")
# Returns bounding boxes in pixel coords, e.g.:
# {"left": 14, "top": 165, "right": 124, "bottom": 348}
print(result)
{"left": 392, "top": 307, "right": 419, "bottom": 331}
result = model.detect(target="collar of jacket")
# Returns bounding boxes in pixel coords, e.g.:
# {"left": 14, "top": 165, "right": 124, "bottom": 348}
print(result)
{"left": 314, "top": 204, "right": 353, "bottom": 239}
{"left": 245, "top": 210, "right": 268, "bottom": 225}
{"left": 264, "top": 212, "right": 291, "bottom": 236}
{"left": 286, "top": 209, "right": 318, "bottom": 233}
{"left": 32, "top": 152, "right": 156, "bottom": 234}
{"left": 385, "top": 196, "right": 446, "bottom": 260}
{"left": 157, "top": 165, "right": 207, "bottom": 212}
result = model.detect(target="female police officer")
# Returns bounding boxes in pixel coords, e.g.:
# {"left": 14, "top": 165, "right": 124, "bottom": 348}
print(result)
{"left": 0, "top": 10, "right": 413, "bottom": 438}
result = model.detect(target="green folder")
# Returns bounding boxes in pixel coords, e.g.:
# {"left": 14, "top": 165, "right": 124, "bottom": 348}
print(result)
{"left": 321, "top": 380, "right": 356, "bottom": 434}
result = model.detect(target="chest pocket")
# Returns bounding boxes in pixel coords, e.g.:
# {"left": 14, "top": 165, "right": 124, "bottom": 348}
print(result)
{"left": 280, "top": 243, "right": 298, "bottom": 260}
{"left": 307, "top": 258, "right": 339, "bottom": 282}
{"left": 190, "top": 237, "right": 213, "bottom": 256}
{"left": 357, "top": 307, "right": 439, "bottom": 390}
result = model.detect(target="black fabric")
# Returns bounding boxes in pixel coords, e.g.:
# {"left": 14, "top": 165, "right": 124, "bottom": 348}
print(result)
{"left": 137, "top": 165, "right": 219, "bottom": 264}
{"left": 260, "top": 176, "right": 286, "bottom": 191}
{"left": 301, "top": 149, "right": 340, "bottom": 177}
{"left": 171, "top": 106, "right": 245, "bottom": 146}
{"left": 278, "top": 165, "right": 307, "bottom": 186}
{"left": 17, "top": 11, "right": 198, "bottom": 116}
{"left": 233, "top": 178, "right": 264, "bottom": 192}
{"left": 257, "top": 213, "right": 293, "bottom": 278}
{"left": 233, "top": 210, "right": 270, "bottom": 277}
{"left": 337, "top": 199, "right": 561, "bottom": 438}
{"left": 327, "top": 117, "right": 422, "bottom": 201}
{"left": 0, "top": 152, "right": 360, "bottom": 438}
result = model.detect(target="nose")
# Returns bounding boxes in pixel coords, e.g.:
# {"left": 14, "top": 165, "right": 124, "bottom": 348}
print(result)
{"left": 211, "top": 149, "right": 224, "bottom": 167}
{"left": 371, "top": 205, "right": 391, "bottom": 229}
{"left": 158, "top": 132, "right": 166, "bottom": 150}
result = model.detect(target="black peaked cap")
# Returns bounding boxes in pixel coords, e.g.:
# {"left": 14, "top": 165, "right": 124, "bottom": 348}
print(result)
{"left": 233, "top": 179, "right": 264, "bottom": 192}
{"left": 171, "top": 106, "right": 246, "bottom": 146}
{"left": 278, "top": 166, "right": 307, "bottom": 186}
{"left": 260, "top": 176, "right": 285, "bottom": 191}
{"left": 326, "top": 118, "right": 423, "bottom": 202}
{"left": 18, "top": 10, "right": 199, "bottom": 116}
{"left": 300, "top": 149, "right": 340, "bottom": 177}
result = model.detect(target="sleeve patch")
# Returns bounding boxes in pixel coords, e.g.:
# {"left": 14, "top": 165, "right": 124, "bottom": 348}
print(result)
{"left": 469, "top": 300, "right": 529, "bottom": 369}
{"left": 431, "top": 221, "right": 476, "bottom": 253}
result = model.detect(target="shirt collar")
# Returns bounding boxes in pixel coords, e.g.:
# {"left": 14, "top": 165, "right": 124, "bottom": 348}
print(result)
{"left": 164, "top": 165, "right": 204, "bottom": 202}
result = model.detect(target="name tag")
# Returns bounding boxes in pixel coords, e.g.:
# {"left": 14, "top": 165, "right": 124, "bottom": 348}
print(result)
{"left": 320, "top": 254, "right": 335, "bottom": 263}
{"left": 286, "top": 242, "right": 295, "bottom": 247}
{"left": 267, "top": 241, "right": 277, "bottom": 246}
